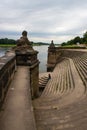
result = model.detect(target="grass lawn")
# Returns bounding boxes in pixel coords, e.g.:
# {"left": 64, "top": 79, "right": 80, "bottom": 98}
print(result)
{"left": 0, "top": 44, "right": 16, "bottom": 47}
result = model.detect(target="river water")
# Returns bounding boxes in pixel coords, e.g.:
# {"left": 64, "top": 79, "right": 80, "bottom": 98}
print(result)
{"left": 0, "top": 48, "right": 7, "bottom": 57}
{"left": 34, "top": 45, "right": 48, "bottom": 73}
{"left": 0, "top": 45, "right": 48, "bottom": 73}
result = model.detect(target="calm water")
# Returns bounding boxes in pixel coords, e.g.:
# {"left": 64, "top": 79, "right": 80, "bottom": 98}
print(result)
{"left": 0, "top": 48, "right": 8, "bottom": 57}
{"left": 34, "top": 45, "right": 48, "bottom": 73}
{"left": 0, "top": 45, "right": 48, "bottom": 73}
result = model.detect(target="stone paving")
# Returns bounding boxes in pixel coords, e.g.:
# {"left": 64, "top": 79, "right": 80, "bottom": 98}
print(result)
{"left": 0, "top": 66, "right": 36, "bottom": 130}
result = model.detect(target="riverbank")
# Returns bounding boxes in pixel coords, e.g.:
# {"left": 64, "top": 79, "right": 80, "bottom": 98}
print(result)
{"left": 0, "top": 44, "right": 16, "bottom": 47}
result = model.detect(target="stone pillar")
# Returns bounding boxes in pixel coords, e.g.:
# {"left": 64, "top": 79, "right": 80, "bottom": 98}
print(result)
{"left": 29, "top": 51, "right": 39, "bottom": 99}
{"left": 15, "top": 50, "right": 39, "bottom": 99}
{"left": 47, "top": 40, "right": 57, "bottom": 71}
{"left": 29, "top": 52, "right": 39, "bottom": 99}
{"left": 15, "top": 31, "right": 39, "bottom": 99}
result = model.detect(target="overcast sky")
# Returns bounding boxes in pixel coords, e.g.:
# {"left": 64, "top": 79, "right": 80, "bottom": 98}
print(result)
{"left": 0, "top": 0, "right": 87, "bottom": 43}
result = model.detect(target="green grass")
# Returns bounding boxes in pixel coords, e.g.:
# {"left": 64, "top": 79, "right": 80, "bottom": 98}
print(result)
{"left": 0, "top": 43, "right": 49, "bottom": 47}
{"left": 62, "top": 45, "right": 78, "bottom": 47}
{"left": 61, "top": 44, "right": 87, "bottom": 49}
{"left": 0, "top": 44, "right": 16, "bottom": 47}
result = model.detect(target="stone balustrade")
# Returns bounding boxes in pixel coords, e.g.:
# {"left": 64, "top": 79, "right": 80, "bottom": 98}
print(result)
{"left": 0, "top": 53, "right": 16, "bottom": 106}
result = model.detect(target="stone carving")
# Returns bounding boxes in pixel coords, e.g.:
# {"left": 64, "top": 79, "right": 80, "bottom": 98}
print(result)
{"left": 14, "top": 30, "right": 38, "bottom": 66}
{"left": 14, "top": 30, "right": 33, "bottom": 51}
{"left": 49, "top": 40, "right": 55, "bottom": 48}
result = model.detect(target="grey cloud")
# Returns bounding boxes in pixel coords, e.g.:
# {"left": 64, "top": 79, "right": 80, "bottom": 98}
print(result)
{"left": 0, "top": 0, "right": 87, "bottom": 43}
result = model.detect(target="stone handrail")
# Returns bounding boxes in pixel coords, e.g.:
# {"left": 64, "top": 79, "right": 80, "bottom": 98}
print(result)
{"left": 0, "top": 53, "right": 16, "bottom": 106}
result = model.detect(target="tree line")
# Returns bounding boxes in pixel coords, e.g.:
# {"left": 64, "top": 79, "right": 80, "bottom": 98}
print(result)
{"left": 61, "top": 31, "right": 87, "bottom": 46}
{"left": 1, "top": 31, "right": 87, "bottom": 46}
{"left": 0, "top": 38, "right": 49, "bottom": 46}
{"left": 0, "top": 38, "right": 16, "bottom": 45}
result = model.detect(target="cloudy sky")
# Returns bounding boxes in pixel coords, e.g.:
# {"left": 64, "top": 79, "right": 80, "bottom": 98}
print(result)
{"left": 0, "top": 0, "right": 87, "bottom": 43}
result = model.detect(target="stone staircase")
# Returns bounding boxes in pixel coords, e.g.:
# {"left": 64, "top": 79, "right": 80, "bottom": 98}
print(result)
{"left": 39, "top": 76, "right": 49, "bottom": 90}
{"left": 38, "top": 73, "right": 51, "bottom": 95}
{"left": 33, "top": 49, "right": 87, "bottom": 130}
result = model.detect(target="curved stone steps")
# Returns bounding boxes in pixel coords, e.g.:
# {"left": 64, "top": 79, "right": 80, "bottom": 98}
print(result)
{"left": 39, "top": 76, "right": 49, "bottom": 96}
{"left": 73, "top": 58, "right": 87, "bottom": 90}
{"left": 33, "top": 58, "right": 85, "bottom": 109}
{"left": 39, "top": 72, "right": 51, "bottom": 78}
{"left": 40, "top": 59, "right": 72, "bottom": 98}
{"left": 45, "top": 59, "right": 70, "bottom": 92}
{"left": 39, "top": 77, "right": 48, "bottom": 86}
{"left": 33, "top": 50, "right": 87, "bottom": 130}
{"left": 41, "top": 60, "right": 69, "bottom": 99}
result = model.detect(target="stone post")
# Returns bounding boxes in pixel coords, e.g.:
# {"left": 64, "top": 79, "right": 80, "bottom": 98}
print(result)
{"left": 47, "top": 40, "right": 57, "bottom": 71}
{"left": 29, "top": 51, "right": 39, "bottom": 99}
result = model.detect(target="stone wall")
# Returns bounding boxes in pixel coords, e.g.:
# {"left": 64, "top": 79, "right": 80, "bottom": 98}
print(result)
{"left": 47, "top": 46, "right": 87, "bottom": 72}
{"left": 0, "top": 54, "right": 16, "bottom": 106}
{"left": 0, "top": 49, "right": 39, "bottom": 106}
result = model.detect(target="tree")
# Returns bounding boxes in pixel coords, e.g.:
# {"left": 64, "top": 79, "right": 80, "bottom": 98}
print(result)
{"left": 0, "top": 38, "right": 16, "bottom": 44}
{"left": 61, "top": 42, "right": 66, "bottom": 46}
{"left": 83, "top": 31, "right": 87, "bottom": 44}
{"left": 73, "top": 36, "right": 82, "bottom": 44}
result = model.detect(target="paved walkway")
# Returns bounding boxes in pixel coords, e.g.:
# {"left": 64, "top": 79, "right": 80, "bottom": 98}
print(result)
{"left": 0, "top": 66, "right": 36, "bottom": 130}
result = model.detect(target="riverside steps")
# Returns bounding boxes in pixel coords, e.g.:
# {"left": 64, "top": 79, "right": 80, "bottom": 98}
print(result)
{"left": 33, "top": 42, "right": 87, "bottom": 130}
{"left": 1, "top": 34, "right": 87, "bottom": 130}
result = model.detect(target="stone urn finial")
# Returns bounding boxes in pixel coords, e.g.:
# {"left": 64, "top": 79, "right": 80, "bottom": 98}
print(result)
{"left": 49, "top": 40, "right": 55, "bottom": 48}
{"left": 14, "top": 30, "right": 34, "bottom": 51}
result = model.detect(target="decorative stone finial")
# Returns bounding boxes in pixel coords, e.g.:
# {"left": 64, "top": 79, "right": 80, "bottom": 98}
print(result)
{"left": 15, "top": 30, "right": 33, "bottom": 51}
{"left": 49, "top": 40, "right": 55, "bottom": 48}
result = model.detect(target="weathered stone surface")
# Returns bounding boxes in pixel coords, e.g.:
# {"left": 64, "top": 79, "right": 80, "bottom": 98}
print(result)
{"left": 14, "top": 30, "right": 39, "bottom": 66}
{"left": 0, "top": 30, "right": 39, "bottom": 129}
{"left": 14, "top": 30, "right": 33, "bottom": 51}
{"left": 0, "top": 66, "right": 37, "bottom": 130}
{"left": 33, "top": 49, "right": 87, "bottom": 130}
{"left": 49, "top": 40, "right": 55, "bottom": 48}
{"left": 0, "top": 55, "right": 16, "bottom": 105}
{"left": 47, "top": 40, "right": 58, "bottom": 71}
{"left": 29, "top": 62, "right": 39, "bottom": 99}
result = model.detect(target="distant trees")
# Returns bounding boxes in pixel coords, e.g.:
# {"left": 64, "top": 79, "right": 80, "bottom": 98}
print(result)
{"left": 83, "top": 31, "right": 87, "bottom": 44}
{"left": 32, "top": 42, "right": 49, "bottom": 46}
{"left": 0, "top": 38, "right": 16, "bottom": 45}
{"left": 0, "top": 38, "right": 49, "bottom": 46}
{"left": 61, "top": 31, "right": 87, "bottom": 46}
{"left": 73, "top": 36, "right": 82, "bottom": 44}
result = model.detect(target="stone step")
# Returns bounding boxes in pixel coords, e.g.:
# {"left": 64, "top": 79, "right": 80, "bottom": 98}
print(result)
{"left": 33, "top": 59, "right": 84, "bottom": 107}
{"left": 40, "top": 58, "right": 70, "bottom": 97}
{"left": 73, "top": 59, "right": 87, "bottom": 90}
{"left": 33, "top": 50, "right": 87, "bottom": 130}
{"left": 33, "top": 58, "right": 82, "bottom": 107}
